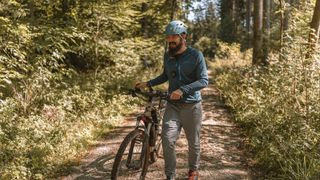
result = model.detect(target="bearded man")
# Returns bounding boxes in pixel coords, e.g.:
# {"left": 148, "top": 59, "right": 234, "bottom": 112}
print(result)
{"left": 135, "top": 20, "right": 208, "bottom": 180}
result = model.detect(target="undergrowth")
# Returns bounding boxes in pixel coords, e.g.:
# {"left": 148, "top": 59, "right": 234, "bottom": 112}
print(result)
{"left": 211, "top": 41, "right": 320, "bottom": 179}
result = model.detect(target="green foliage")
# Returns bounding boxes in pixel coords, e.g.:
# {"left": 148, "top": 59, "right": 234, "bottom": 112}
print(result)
{"left": 0, "top": 0, "right": 172, "bottom": 179}
{"left": 214, "top": 44, "right": 320, "bottom": 179}
{"left": 209, "top": 41, "right": 251, "bottom": 81}
{"left": 188, "top": 0, "right": 218, "bottom": 53}
{"left": 194, "top": 36, "right": 216, "bottom": 58}
{"left": 213, "top": 2, "right": 320, "bottom": 177}
{"left": 217, "top": 0, "right": 244, "bottom": 43}
{"left": 0, "top": 69, "right": 139, "bottom": 179}
{"left": 215, "top": 41, "right": 245, "bottom": 60}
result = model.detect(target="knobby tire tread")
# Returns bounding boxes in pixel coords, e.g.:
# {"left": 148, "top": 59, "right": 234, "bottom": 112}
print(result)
{"left": 111, "top": 129, "right": 144, "bottom": 180}
{"left": 140, "top": 128, "right": 150, "bottom": 180}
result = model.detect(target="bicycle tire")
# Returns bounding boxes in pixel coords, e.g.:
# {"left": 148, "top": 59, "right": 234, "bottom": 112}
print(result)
{"left": 139, "top": 126, "right": 150, "bottom": 180}
{"left": 111, "top": 129, "right": 147, "bottom": 180}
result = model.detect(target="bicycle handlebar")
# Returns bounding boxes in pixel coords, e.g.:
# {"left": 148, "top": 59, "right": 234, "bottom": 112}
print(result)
{"left": 129, "top": 88, "right": 169, "bottom": 100}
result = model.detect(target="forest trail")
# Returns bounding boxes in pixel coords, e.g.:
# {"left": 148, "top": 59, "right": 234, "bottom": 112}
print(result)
{"left": 59, "top": 74, "right": 260, "bottom": 180}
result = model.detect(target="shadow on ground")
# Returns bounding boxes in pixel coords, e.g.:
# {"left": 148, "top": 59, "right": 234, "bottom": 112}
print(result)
{"left": 59, "top": 80, "right": 259, "bottom": 180}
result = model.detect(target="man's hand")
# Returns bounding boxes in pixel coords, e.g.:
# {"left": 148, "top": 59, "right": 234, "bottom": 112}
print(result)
{"left": 135, "top": 82, "right": 148, "bottom": 89}
{"left": 170, "top": 89, "right": 183, "bottom": 100}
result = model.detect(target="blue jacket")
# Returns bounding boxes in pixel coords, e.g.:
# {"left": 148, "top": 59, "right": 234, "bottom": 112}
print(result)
{"left": 148, "top": 47, "right": 208, "bottom": 103}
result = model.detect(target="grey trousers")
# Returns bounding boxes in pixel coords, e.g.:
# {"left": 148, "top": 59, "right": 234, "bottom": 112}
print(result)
{"left": 161, "top": 101, "right": 202, "bottom": 178}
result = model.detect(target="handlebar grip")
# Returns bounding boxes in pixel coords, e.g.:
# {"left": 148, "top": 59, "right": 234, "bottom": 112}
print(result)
{"left": 134, "top": 87, "right": 142, "bottom": 92}
{"left": 128, "top": 88, "right": 168, "bottom": 99}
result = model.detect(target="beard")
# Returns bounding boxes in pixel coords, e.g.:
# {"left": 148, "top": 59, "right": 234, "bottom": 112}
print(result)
{"left": 168, "top": 38, "right": 183, "bottom": 57}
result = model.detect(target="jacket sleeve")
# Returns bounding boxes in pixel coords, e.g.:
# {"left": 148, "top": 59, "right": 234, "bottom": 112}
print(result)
{"left": 179, "top": 52, "right": 208, "bottom": 94}
{"left": 147, "top": 67, "right": 168, "bottom": 87}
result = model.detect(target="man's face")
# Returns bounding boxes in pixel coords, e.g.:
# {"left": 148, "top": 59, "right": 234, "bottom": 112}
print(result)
{"left": 166, "top": 34, "right": 183, "bottom": 56}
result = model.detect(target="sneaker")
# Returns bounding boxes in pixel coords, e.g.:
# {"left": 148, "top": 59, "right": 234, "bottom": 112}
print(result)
{"left": 188, "top": 170, "right": 199, "bottom": 180}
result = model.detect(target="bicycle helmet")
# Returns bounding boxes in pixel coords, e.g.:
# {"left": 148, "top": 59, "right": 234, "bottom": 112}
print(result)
{"left": 165, "top": 20, "right": 187, "bottom": 35}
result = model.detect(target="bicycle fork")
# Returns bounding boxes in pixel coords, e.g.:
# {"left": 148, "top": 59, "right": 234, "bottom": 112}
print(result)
{"left": 140, "top": 123, "right": 152, "bottom": 169}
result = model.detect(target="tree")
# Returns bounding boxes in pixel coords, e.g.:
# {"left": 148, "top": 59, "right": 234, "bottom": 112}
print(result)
{"left": 283, "top": 0, "right": 290, "bottom": 31}
{"left": 219, "top": 0, "right": 236, "bottom": 42}
{"left": 141, "top": 3, "right": 149, "bottom": 38}
{"left": 204, "top": 0, "right": 218, "bottom": 40}
{"left": 253, "top": 0, "right": 266, "bottom": 65}
{"left": 170, "top": 0, "right": 178, "bottom": 20}
{"left": 188, "top": 0, "right": 219, "bottom": 57}
{"left": 246, "top": 0, "right": 252, "bottom": 48}
{"left": 263, "top": 0, "right": 271, "bottom": 61}
{"left": 279, "top": 0, "right": 284, "bottom": 52}
{"left": 0, "top": 1, "right": 174, "bottom": 178}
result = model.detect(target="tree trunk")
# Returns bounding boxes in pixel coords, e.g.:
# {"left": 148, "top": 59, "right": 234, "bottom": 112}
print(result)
{"left": 279, "top": 0, "right": 284, "bottom": 60}
{"left": 170, "top": 0, "right": 177, "bottom": 21}
{"left": 284, "top": 0, "right": 297, "bottom": 31}
{"left": 61, "top": 0, "right": 69, "bottom": 15}
{"left": 234, "top": 0, "right": 241, "bottom": 41}
{"left": 246, "top": 0, "right": 252, "bottom": 48}
{"left": 141, "top": 3, "right": 150, "bottom": 68}
{"left": 231, "top": 0, "right": 239, "bottom": 41}
{"left": 184, "top": 0, "right": 190, "bottom": 21}
{"left": 306, "top": 0, "right": 320, "bottom": 59}
{"left": 141, "top": 3, "right": 149, "bottom": 38}
{"left": 231, "top": 0, "right": 236, "bottom": 23}
{"left": 263, "top": 0, "right": 271, "bottom": 62}
{"left": 253, "top": 0, "right": 265, "bottom": 65}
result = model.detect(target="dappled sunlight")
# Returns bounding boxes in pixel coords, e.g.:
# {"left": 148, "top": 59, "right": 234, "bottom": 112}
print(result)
{"left": 60, "top": 74, "right": 258, "bottom": 179}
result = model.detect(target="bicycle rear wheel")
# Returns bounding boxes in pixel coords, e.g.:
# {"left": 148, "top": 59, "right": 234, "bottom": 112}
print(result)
{"left": 111, "top": 129, "right": 147, "bottom": 180}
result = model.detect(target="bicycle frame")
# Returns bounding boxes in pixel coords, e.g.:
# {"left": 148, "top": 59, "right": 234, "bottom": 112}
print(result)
{"left": 131, "top": 88, "right": 167, "bottom": 153}
{"left": 133, "top": 89, "right": 167, "bottom": 133}
{"left": 111, "top": 88, "right": 167, "bottom": 180}
{"left": 135, "top": 99, "right": 163, "bottom": 147}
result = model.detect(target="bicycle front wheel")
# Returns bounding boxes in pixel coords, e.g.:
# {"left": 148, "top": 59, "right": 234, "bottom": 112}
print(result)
{"left": 111, "top": 129, "right": 147, "bottom": 180}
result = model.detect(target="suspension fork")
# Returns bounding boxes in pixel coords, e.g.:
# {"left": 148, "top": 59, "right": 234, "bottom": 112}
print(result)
{"left": 145, "top": 122, "right": 152, "bottom": 139}
{"left": 139, "top": 123, "right": 152, "bottom": 167}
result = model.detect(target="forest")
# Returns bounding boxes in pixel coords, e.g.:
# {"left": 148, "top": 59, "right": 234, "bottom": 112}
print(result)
{"left": 0, "top": 0, "right": 320, "bottom": 179}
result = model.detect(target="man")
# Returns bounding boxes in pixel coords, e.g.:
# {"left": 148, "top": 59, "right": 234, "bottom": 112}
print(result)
{"left": 135, "top": 20, "right": 208, "bottom": 180}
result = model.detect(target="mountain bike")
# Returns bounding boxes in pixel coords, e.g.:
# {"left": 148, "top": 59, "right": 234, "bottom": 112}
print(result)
{"left": 111, "top": 87, "right": 168, "bottom": 180}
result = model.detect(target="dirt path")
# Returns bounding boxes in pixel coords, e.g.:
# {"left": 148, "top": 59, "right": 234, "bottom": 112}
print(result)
{"left": 59, "top": 83, "right": 258, "bottom": 180}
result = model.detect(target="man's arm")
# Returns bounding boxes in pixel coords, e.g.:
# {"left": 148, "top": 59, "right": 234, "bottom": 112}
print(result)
{"left": 135, "top": 68, "right": 168, "bottom": 89}
{"left": 147, "top": 68, "right": 168, "bottom": 87}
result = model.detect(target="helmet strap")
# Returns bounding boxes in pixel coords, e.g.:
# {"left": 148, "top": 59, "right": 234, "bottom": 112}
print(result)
{"left": 179, "top": 34, "right": 187, "bottom": 45}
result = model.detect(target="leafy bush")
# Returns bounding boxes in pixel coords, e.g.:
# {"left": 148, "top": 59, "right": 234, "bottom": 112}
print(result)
{"left": 212, "top": 1, "right": 320, "bottom": 178}
{"left": 194, "top": 36, "right": 216, "bottom": 58}
{"left": 210, "top": 42, "right": 251, "bottom": 78}
{"left": 213, "top": 47, "right": 320, "bottom": 179}
{"left": 0, "top": 66, "right": 141, "bottom": 179}
{"left": 0, "top": 0, "right": 167, "bottom": 179}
